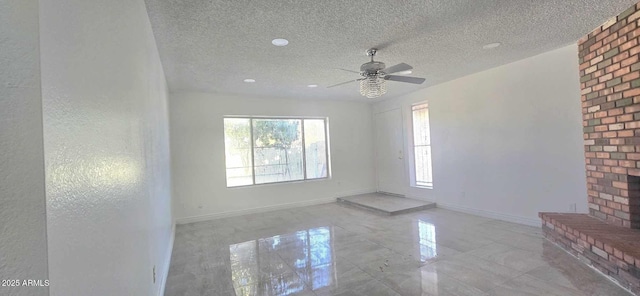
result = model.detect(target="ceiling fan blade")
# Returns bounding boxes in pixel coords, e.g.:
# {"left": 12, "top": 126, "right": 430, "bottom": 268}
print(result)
{"left": 327, "top": 78, "right": 364, "bottom": 88}
{"left": 336, "top": 68, "right": 361, "bottom": 74}
{"left": 384, "top": 75, "right": 426, "bottom": 84}
{"left": 383, "top": 63, "right": 413, "bottom": 74}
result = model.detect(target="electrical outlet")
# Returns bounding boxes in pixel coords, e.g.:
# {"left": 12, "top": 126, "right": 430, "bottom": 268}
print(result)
{"left": 153, "top": 266, "right": 156, "bottom": 284}
{"left": 569, "top": 203, "right": 577, "bottom": 213}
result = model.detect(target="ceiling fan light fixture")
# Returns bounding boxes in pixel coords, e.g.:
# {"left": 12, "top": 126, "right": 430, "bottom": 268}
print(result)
{"left": 360, "top": 76, "right": 386, "bottom": 99}
{"left": 307, "top": 84, "right": 318, "bottom": 88}
{"left": 243, "top": 78, "right": 256, "bottom": 83}
{"left": 326, "top": 48, "right": 423, "bottom": 97}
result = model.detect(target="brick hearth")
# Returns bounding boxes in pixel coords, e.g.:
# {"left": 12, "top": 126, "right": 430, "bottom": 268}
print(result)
{"left": 540, "top": 213, "right": 640, "bottom": 293}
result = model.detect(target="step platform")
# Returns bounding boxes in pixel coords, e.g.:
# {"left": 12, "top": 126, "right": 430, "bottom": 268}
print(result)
{"left": 337, "top": 192, "right": 436, "bottom": 215}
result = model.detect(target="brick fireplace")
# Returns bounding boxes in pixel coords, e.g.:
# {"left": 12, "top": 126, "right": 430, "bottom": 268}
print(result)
{"left": 580, "top": 5, "right": 640, "bottom": 229}
{"left": 540, "top": 2, "right": 640, "bottom": 294}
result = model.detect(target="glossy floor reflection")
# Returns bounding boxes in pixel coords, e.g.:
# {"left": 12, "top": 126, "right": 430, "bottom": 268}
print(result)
{"left": 165, "top": 203, "right": 632, "bottom": 296}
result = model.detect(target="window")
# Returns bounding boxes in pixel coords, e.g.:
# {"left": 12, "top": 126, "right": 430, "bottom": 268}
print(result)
{"left": 224, "top": 117, "right": 329, "bottom": 187}
{"left": 412, "top": 103, "right": 433, "bottom": 188}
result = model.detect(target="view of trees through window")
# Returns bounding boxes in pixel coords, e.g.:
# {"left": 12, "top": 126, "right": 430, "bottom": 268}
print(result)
{"left": 224, "top": 117, "right": 329, "bottom": 187}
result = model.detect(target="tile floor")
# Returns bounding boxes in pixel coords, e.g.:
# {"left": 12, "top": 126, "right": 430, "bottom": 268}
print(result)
{"left": 165, "top": 203, "right": 632, "bottom": 296}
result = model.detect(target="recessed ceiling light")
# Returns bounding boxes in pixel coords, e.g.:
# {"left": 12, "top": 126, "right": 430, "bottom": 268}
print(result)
{"left": 483, "top": 42, "right": 501, "bottom": 49}
{"left": 243, "top": 78, "right": 256, "bottom": 83}
{"left": 271, "top": 38, "right": 289, "bottom": 46}
{"left": 307, "top": 84, "right": 318, "bottom": 88}
{"left": 397, "top": 70, "right": 412, "bottom": 75}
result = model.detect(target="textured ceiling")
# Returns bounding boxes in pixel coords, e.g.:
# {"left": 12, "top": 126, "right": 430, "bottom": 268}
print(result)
{"left": 144, "top": 0, "right": 638, "bottom": 101}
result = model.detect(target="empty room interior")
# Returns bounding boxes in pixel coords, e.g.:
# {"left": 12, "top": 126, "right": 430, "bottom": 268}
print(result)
{"left": 7, "top": 0, "right": 640, "bottom": 295}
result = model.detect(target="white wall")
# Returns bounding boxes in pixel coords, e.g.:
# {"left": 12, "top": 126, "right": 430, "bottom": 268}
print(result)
{"left": 40, "top": 0, "right": 173, "bottom": 295}
{"left": 0, "top": 1, "right": 49, "bottom": 295}
{"left": 373, "top": 44, "right": 588, "bottom": 226}
{"left": 170, "top": 92, "right": 376, "bottom": 222}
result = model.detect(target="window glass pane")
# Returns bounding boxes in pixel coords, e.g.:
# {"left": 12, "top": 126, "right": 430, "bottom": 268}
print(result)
{"left": 253, "top": 119, "right": 304, "bottom": 184}
{"left": 414, "top": 141, "right": 433, "bottom": 187}
{"left": 413, "top": 104, "right": 430, "bottom": 146}
{"left": 413, "top": 103, "right": 433, "bottom": 188}
{"left": 304, "top": 119, "right": 328, "bottom": 179}
{"left": 224, "top": 118, "right": 253, "bottom": 187}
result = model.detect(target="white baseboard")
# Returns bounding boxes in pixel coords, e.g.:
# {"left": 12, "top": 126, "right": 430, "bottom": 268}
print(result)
{"left": 157, "top": 223, "right": 175, "bottom": 296}
{"left": 405, "top": 195, "right": 435, "bottom": 202}
{"left": 175, "top": 188, "right": 376, "bottom": 225}
{"left": 436, "top": 202, "right": 541, "bottom": 227}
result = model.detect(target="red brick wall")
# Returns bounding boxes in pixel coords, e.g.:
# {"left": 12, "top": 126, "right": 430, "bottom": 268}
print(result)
{"left": 580, "top": 3, "right": 640, "bottom": 228}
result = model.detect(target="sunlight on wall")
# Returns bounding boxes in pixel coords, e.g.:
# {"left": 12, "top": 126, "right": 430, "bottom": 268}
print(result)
{"left": 48, "top": 157, "right": 141, "bottom": 194}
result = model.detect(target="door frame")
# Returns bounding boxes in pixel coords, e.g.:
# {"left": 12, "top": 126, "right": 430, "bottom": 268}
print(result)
{"left": 373, "top": 108, "right": 408, "bottom": 196}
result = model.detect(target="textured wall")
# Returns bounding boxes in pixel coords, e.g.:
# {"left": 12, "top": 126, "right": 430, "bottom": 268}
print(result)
{"left": 0, "top": 0, "right": 49, "bottom": 295}
{"left": 579, "top": 2, "right": 640, "bottom": 228}
{"left": 39, "top": 0, "right": 173, "bottom": 295}
{"left": 169, "top": 92, "right": 376, "bottom": 222}
{"left": 373, "top": 44, "right": 587, "bottom": 226}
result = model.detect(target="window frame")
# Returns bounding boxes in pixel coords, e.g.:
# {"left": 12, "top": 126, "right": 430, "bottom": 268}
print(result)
{"left": 223, "top": 115, "right": 331, "bottom": 188}
{"left": 410, "top": 102, "right": 434, "bottom": 189}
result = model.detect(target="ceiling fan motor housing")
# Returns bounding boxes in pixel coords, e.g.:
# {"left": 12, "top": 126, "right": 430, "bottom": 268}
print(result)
{"left": 360, "top": 61, "right": 386, "bottom": 75}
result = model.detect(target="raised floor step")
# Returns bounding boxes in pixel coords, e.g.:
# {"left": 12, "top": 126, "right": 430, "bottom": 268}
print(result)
{"left": 337, "top": 192, "right": 435, "bottom": 215}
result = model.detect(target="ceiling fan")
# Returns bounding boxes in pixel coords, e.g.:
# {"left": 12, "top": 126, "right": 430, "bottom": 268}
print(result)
{"left": 328, "top": 48, "right": 426, "bottom": 98}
